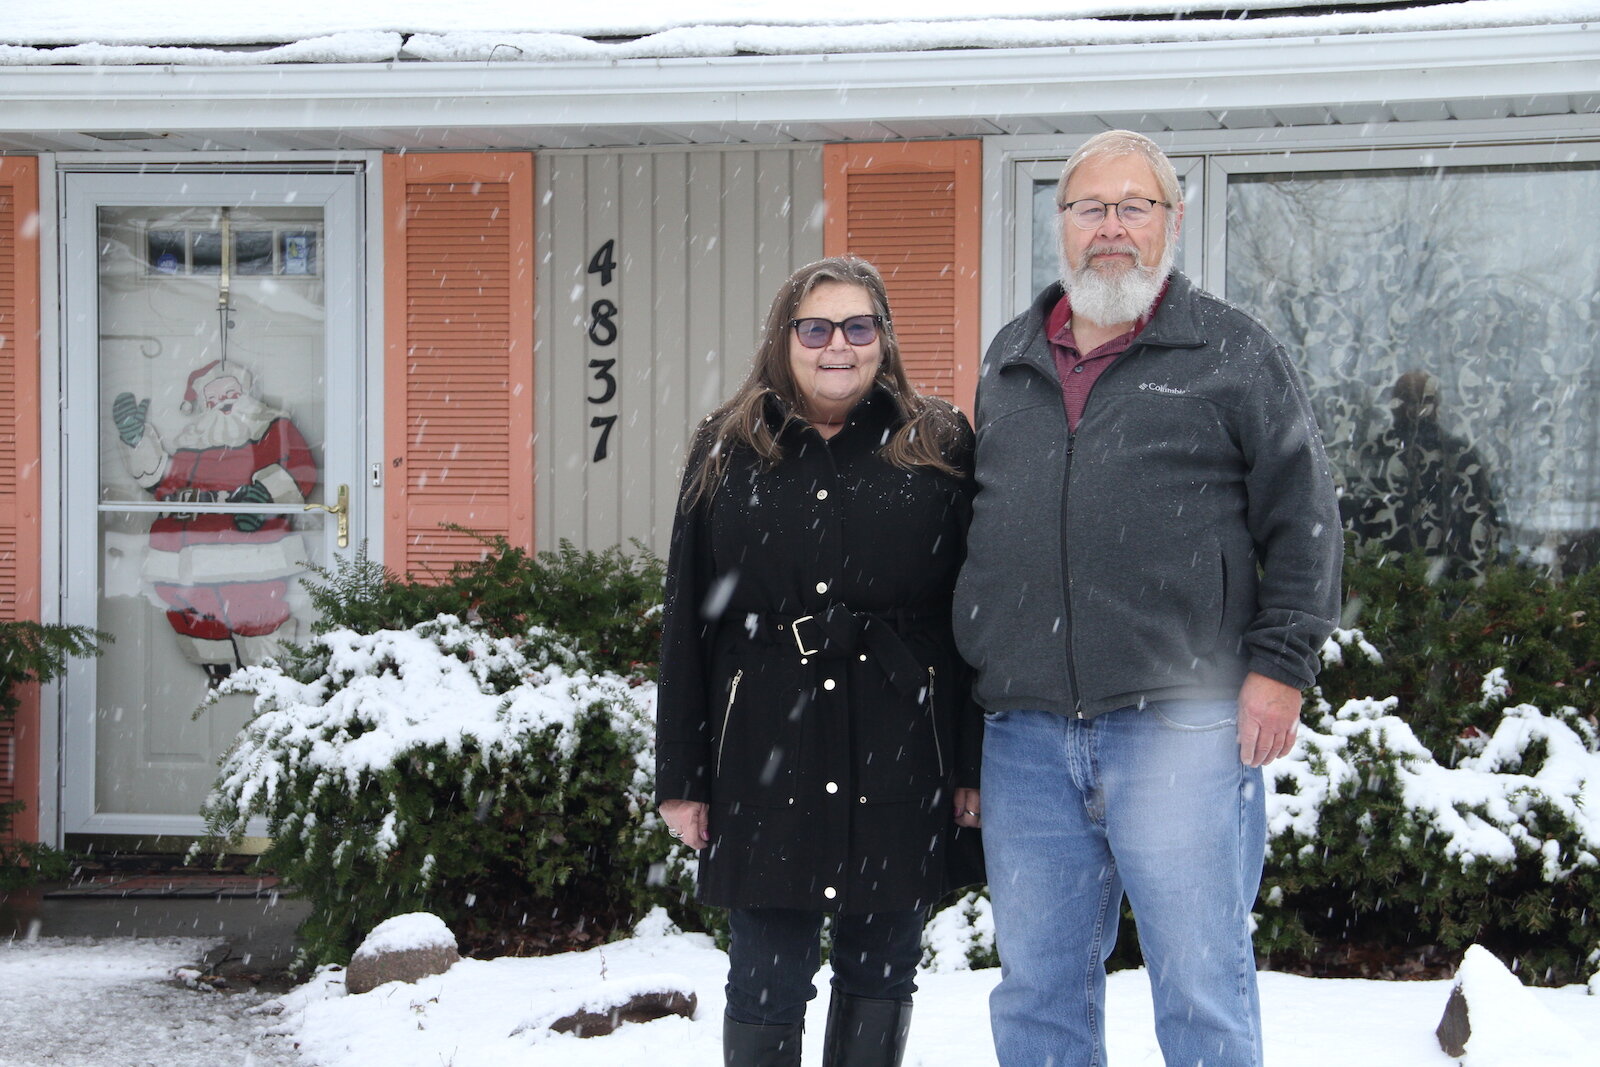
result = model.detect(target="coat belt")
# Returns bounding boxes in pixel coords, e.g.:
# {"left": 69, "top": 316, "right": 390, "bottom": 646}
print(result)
{"left": 736, "top": 604, "right": 931, "bottom": 696}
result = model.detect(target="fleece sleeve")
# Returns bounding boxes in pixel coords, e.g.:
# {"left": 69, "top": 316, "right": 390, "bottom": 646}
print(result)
{"left": 1237, "top": 345, "right": 1344, "bottom": 690}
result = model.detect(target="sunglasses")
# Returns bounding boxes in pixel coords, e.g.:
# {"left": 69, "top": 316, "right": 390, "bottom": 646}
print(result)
{"left": 789, "top": 314, "right": 884, "bottom": 349}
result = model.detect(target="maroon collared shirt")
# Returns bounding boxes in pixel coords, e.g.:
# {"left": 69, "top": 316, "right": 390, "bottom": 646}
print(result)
{"left": 1047, "top": 286, "right": 1164, "bottom": 432}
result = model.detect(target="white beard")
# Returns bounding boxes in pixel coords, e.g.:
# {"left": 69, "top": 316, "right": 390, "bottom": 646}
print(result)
{"left": 1060, "top": 232, "right": 1174, "bottom": 328}
{"left": 173, "top": 394, "right": 281, "bottom": 450}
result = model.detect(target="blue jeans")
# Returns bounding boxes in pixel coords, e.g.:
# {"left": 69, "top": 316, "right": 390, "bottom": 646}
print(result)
{"left": 724, "top": 907, "right": 924, "bottom": 1025}
{"left": 982, "top": 704, "right": 1265, "bottom": 1067}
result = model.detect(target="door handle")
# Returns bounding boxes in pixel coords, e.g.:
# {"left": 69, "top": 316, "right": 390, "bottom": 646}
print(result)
{"left": 304, "top": 484, "right": 350, "bottom": 548}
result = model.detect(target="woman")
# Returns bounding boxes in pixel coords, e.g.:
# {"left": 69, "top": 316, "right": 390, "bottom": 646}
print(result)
{"left": 656, "top": 256, "right": 982, "bottom": 1067}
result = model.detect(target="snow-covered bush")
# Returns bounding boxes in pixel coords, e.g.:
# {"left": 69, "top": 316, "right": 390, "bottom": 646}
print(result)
{"left": 1259, "top": 638, "right": 1600, "bottom": 984}
{"left": 194, "top": 616, "right": 674, "bottom": 969}
{"left": 1319, "top": 539, "right": 1599, "bottom": 757}
{"left": 922, "top": 891, "right": 997, "bottom": 973}
{"left": 1261, "top": 544, "right": 1600, "bottom": 984}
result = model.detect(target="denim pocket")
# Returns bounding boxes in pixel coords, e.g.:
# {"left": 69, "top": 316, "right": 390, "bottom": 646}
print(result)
{"left": 1151, "top": 699, "right": 1236, "bottom": 731}
{"left": 982, "top": 709, "right": 1011, "bottom": 724}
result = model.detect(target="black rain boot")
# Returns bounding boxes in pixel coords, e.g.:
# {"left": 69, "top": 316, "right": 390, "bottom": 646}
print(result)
{"left": 820, "top": 992, "right": 913, "bottom": 1067}
{"left": 723, "top": 1013, "right": 803, "bottom": 1067}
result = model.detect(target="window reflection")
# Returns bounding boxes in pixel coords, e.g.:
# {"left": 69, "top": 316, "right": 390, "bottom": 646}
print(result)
{"left": 1226, "top": 164, "right": 1600, "bottom": 577}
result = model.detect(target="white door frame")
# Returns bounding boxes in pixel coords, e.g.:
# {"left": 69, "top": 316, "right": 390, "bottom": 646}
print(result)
{"left": 56, "top": 168, "right": 368, "bottom": 840}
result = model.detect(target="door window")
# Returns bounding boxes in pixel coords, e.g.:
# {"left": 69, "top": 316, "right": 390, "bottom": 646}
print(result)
{"left": 62, "top": 172, "right": 363, "bottom": 836}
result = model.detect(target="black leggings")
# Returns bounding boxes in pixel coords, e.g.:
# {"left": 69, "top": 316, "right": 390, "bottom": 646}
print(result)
{"left": 724, "top": 906, "right": 925, "bottom": 1026}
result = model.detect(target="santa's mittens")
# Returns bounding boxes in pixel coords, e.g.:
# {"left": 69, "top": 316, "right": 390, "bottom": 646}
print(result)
{"left": 112, "top": 392, "right": 150, "bottom": 447}
{"left": 229, "top": 480, "right": 273, "bottom": 532}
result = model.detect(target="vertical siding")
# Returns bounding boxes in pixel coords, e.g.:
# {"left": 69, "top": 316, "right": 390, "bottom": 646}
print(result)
{"left": 824, "top": 141, "right": 982, "bottom": 415}
{"left": 383, "top": 153, "right": 536, "bottom": 579}
{"left": 0, "top": 157, "right": 41, "bottom": 841}
{"left": 535, "top": 146, "right": 824, "bottom": 556}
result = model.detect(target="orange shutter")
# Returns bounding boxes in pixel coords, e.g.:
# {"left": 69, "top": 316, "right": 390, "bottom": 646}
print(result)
{"left": 0, "top": 157, "right": 42, "bottom": 841}
{"left": 823, "top": 141, "right": 981, "bottom": 415}
{"left": 383, "top": 153, "right": 536, "bottom": 580}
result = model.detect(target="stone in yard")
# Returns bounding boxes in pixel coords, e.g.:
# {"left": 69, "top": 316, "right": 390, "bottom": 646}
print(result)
{"left": 346, "top": 912, "right": 460, "bottom": 995}
{"left": 549, "top": 989, "right": 698, "bottom": 1038}
{"left": 1435, "top": 944, "right": 1589, "bottom": 1064}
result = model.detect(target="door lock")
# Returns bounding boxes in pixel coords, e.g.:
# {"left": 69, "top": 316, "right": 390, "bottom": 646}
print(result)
{"left": 304, "top": 484, "right": 350, "bottom": 548}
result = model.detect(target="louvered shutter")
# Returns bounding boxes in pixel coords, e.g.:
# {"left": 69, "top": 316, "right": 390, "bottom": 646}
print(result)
{"left": 0, "top": 158, "right": 42, "bottom": 840}
{"left": 823, "top": 142, "right": 981, "bottom": 414}
{"left": 383, "top": 154, "right": 536, "bottom": 580}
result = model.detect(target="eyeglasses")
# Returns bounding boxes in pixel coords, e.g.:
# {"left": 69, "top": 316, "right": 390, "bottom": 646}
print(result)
{"left": 1058, "top": 197, "right": 1170, "bottom": 230}
{"left": 789, "top": 314, "right": 884, "bottom": 349}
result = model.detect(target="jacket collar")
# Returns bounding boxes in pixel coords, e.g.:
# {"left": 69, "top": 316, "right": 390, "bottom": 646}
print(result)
{"left": 767, "top": 382, "right": 902, "bottom": 444}
{"left": 999, "top": 270, "right": 1208, "bottom": 375}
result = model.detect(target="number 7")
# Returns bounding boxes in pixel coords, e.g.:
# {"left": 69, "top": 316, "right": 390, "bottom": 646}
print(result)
{"left": 591, "top": 414, "right": 618, "bottom": 462}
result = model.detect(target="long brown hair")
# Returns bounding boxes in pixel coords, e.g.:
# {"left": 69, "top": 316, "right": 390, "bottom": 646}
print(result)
{"left": 682, "top": 256, "right": 966, "bottom": 509}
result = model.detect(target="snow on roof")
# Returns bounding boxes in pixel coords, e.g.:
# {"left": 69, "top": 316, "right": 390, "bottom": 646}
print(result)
{"left": 2, "top": 0, "right": 1596, "bottom": 65}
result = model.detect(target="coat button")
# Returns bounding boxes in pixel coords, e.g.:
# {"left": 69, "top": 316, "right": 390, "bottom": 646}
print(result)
{"left": 816, "top": 489, "right": 828, "bottom": 500}
{"left": 858, "top": 654, "right": 867, "bottom": 661}
{"left": 823, "top": 678, "right": 836, "bottom": 690}
{"left": 824, "top": 887, "right": 837, "bottom": 899}
{"left": 826, "top": 782, "right": 838, "bottom": 793}
{"left": 859, "top": 796, "right": 867, "bottom": 803}
{"left": 815, "top": 581, "right": 829, "bottom": 594}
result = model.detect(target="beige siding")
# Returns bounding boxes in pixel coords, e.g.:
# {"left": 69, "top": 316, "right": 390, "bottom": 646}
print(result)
{"left": 535, "top": 146, "right": 824, "bottom": 555}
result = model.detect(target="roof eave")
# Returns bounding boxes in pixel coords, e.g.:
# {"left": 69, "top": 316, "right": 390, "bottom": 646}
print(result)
{"left": 3, "top": 23, "right": 1595, "bottom": 148}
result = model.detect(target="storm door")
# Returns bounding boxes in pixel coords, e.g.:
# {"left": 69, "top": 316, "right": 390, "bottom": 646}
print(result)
{"left": 59, "top": 172, "right": 365, "bottom": 841}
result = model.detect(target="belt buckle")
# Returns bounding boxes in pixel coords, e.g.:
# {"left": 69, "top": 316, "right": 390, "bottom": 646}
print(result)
{"left": 791, "top": 615, "right": 820, "bottom": 657}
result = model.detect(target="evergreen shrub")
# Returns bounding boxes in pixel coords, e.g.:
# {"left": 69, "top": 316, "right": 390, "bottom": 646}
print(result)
{"left": 1255, "top": 540, "right": 1600, "bottom": 985}
{"left": 194, "top": 540, "right": 683, "bottom": 970}
{"left": 0, "top": 620, "right": 103, "bottom": 888}
{"left": 303, "top": 532, "right": 665, "bottom": 680}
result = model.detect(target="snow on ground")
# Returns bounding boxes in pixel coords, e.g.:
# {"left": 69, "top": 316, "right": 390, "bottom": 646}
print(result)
{"left": 0, "top": 936, "right": 296, "bottom": 1067}
{"left": 4, "top": 921, "right": 1596, "bottom": 1067}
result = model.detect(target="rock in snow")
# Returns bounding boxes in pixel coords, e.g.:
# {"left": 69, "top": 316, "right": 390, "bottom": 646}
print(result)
{"left": 345, "top": 912, "right": 460, "bottom": 995}
{"left": 1435, "top": 944, "right": 1590, "bottom": 1064}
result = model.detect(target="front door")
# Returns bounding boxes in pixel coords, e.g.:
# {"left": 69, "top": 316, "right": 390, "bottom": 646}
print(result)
{"left": 59, "top": 171, "right": 365, "bottom": 841}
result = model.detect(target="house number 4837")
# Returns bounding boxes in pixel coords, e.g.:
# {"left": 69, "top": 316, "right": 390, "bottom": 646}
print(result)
{"left": 586, "top": 239, "right": 619, "bottom": 461}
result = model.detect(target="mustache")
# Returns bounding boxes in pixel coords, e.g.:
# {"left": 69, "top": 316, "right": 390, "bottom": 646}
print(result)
{"left": 1083, "top": 243, "right": 1140, "bottom": 264}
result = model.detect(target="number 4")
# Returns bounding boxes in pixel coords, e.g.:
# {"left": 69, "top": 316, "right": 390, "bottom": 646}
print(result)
{"left": 587, "top": 239, "right": 617, "bottom": 288}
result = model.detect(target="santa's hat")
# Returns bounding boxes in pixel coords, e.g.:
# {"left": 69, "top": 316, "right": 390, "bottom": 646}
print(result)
{"left": 180, "top": 360, "right": 254, "bottom": 414}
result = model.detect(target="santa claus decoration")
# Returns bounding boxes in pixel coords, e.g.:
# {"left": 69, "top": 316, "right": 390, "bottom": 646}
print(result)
{"left": 111, "top": 359, "right": 317, "bottom": 685}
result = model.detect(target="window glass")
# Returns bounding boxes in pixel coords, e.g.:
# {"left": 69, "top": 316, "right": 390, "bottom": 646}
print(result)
{"left": 1227, "top": 164, "right": 1600, "bottom": 577}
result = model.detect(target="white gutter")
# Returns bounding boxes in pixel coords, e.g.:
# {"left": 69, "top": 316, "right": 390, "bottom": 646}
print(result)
{"left": 3, "top": 24, "right": 1596, "bottom": 138}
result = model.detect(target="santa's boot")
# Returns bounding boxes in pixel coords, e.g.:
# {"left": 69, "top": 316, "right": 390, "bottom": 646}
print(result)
{"left": 723, "top": 1013, "right": 802, "bottom": 1067}
{"left": 819, "top": 992, "right": 912, "bottom": 1067}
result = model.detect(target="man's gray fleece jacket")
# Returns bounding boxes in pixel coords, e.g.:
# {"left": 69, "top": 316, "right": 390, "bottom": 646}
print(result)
{"left": 952, "top": 272, "right": 1342, "bottom": 719}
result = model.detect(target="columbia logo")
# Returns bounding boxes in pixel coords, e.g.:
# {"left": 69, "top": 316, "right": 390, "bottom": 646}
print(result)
{"left": 1139, "top": 382, "right": 1189, "bottom": 396}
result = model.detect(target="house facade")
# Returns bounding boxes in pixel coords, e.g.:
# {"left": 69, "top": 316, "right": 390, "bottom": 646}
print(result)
{"left": 1, "top": 3, "right": 1597, "bottom": 851}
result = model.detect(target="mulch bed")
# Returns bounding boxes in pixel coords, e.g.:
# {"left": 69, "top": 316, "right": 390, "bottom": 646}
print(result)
{"left": 1264, "top": 942, "right": 1457, "bottom": 981}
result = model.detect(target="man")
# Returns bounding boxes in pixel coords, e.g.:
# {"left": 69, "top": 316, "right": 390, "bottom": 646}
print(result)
{"left": 112, "top": 359, "right": 317, "bottom": 684}
{"left": 952, "top": 130, "right": 1341, "bottom": 1067}
{"left": 1344, "top": 369, "right": 1500, "bottom": 580}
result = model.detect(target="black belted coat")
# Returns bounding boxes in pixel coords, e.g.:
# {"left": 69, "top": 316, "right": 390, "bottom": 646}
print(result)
{"left": 655, "top": 387, "right": 981, "bottom": 914}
